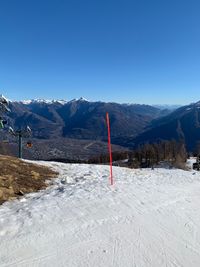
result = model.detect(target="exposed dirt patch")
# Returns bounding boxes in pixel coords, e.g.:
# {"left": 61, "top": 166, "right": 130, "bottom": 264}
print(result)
{"left": 0, "top": 155, "right": 58, "bottom": 204}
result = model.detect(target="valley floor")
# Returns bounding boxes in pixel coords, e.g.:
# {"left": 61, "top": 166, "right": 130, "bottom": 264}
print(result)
{"left": 1, "top": 161, "right": 200, "bottom": 267}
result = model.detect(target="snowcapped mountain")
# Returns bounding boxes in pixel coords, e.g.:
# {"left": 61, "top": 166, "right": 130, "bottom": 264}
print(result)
{"left": 68, "top": 97, "right": 89, "bottom": 102}
{"left": 1, "top": 98, "right": 171, "bottom": 160}
{"left": 0, "top": 159, "right": 200, "bottom": 266}
{"left": 6, "top": 99, "right": 166, "bottom": 141}
{"left": 4, "top": 97, "right": 200, "bottom": 156}
{"left": 15, "top": 97, "right": 89, "bottom": 105}
{"left": 19, "top": 99, "right": 68, "bottom": 105}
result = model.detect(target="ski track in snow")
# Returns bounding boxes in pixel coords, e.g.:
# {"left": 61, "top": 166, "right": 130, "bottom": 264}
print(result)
{"left": 1, "top": 160, "right": 200, "bottom": 266}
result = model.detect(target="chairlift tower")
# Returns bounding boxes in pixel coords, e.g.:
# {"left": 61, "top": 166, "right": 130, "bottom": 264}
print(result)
{"left": 9, "top": 126, "right": 32, "bottom": 159}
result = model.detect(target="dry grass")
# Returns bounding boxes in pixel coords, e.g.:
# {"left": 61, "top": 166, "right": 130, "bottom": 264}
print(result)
{"left": 0, "top": 155, "right": 58, "bottom": 204}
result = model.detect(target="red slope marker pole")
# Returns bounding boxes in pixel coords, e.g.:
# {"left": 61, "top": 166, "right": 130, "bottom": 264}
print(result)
{"left": 106, "top": 112, "right": 113, "bottom": 185}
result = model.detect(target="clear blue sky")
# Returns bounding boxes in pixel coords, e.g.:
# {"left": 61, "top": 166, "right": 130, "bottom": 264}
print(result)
{"left": 0, "top": 0, "right": 200, "bottom": 104}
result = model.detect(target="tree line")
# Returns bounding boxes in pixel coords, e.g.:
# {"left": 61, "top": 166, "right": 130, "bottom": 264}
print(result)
{"left": 88, "top": 140, "right": 188, "bottom": 169}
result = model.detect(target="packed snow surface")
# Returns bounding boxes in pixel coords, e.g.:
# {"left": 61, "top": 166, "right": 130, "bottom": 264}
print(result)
{"left": 1, "top": 161, "right": 200, "bottom": 267}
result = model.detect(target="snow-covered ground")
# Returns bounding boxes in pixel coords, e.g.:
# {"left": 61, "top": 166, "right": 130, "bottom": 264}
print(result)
{"left": 1, "top": 161, "right": 200, "bottom": 267}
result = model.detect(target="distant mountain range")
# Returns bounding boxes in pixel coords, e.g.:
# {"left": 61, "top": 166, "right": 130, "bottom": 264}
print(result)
{"left": 6, "top": 98, "right": 170, "bottom": 141}
{"left": 0, "top": 98, "right": 169, "bottom": 159}
{"left": 153, "top": 104, "right": 182, "bottom": 110}
{"left": 1, "top": 98, "right": 200, "bottom": 159}
{"left": 131, "top": 101, "right": 200, "bottom": 152}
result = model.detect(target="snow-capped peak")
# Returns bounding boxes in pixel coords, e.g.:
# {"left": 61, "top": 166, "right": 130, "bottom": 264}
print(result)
{"left": 69, "top": 97, "right": 89, "bottom": 102}
{"left": 0, "top": 94, "right": 9, "bottom": 104}
{"left": 78, "top": 97, "right": 88, "bottom": 101}
{"left": 19, "top": 99, "right": 68, "bottom": 105}
{"left": 13, "top": 97, "right": 89, "bottom": 105}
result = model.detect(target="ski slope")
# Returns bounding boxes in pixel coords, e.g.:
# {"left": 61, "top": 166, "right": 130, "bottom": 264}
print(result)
{"left": 1, "top": 160, "right": 200, "bottom": 267}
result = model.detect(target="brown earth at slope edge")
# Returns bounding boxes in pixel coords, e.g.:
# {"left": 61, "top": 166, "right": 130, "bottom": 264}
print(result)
{"left": 0, "top": 155, "right": 58, "bottom": 204}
